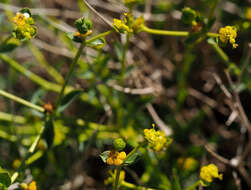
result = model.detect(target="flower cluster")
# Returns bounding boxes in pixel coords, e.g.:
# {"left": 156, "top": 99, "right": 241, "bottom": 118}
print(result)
{"left": 113, "top": 18, "right": 131, "bottom": 33}
{"left": 219, "top": 26, "right": 238, "bottom": 48}
{"left": 144, "top": 124, "right": 172, "bottom": 152}
{"left": 200, "top": 164, "right": 223, "bottom": 186}
{"left": 12, "top": 9, "right": 37, "bottom": 41}
{"left": 20, "top": 181, "right": 37, "bottom": 190}
{"left": 106, "top": 151, "right": 127, "bottom": 166}
{"left": 113, "top": 13, "right": 144, "bottom": 34}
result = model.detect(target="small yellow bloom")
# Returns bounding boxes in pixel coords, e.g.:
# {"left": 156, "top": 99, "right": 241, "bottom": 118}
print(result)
{"left": 144, "top": 124, "right": 172, "bottom": 152}
{"left": 106, "top": 151, "right": 127, "bottom": 166}
{"left": 28, "top": 181, "right": 37, "bottom": 190}
{"left": 246, "top": 7, "right": 251, "bottom": 20}
{"left": 12, "top": 11, "right": 37, "bottom": 40}
{"left": 219, "top": 26, "right": 238, "bottom": 48}
{"left": 13, "top": 13, "right": 26, "bottom": 26}
{"left": 200, "top": 164, "right": 223, "bottom": 186}
{"left": 20, "top": 181, "right": 37, "bottom": 190}
{"left": 113, "top": 18, "right": 131, "bottom": 33}
{"left": 131, "top": 17, "right": 144, "bottom": 33}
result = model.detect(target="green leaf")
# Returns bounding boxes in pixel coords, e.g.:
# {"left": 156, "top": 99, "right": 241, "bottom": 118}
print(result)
{"left": 87, "top": 38, "right": 105, "bottom": 49}
{"left": 99, "top": 151, "right": 111, "bottom": 163}
{"left": 0, "top": 38, "right": 21, "bottom": 53}
{"left": 123, "top": 152, "right": 139, "bottom": 165}
{"left": 172, "top": 169, "right": 181, "bottom": 190}
{"left": 66, "top": 32, "right": 82, "bottom": 43}
{"left": 57, "top": 90, "right": 83, "bottom": 113}
{"left": 0, "top": 168, "right": 11, "bottom": 187}
{"left": 43, "top": 119, "right": 54, "bottom": 148}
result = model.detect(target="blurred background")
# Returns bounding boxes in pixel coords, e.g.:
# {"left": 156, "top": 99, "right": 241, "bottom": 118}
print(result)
{"left": 0, "top": 0, "right": 251, "bottom": 189}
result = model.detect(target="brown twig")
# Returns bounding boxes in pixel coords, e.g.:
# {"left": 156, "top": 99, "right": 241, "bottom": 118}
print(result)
{"left": 205, "top": 145, "right": 231, "bottom": 166}
{"left": 83, "top": 0, "right": 113, "bottom": 28}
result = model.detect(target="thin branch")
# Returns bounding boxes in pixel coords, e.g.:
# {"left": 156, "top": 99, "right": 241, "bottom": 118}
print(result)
{"left": 82, "top": 0, "right": 113, "bottom": 28}
{"left": 107, "top": 82, "right": 154, "bottom": 95}
{"left": 212, "top": 73, "right": 232, "bottom": 99}
{"left": 146, "top": 104, "right": 172, "bottom": 136}
{"left": 205, "top": 145, "right": 231, "bottom": 166}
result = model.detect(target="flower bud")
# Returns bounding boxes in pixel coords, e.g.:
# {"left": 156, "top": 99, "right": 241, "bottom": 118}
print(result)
{"left": 74, "top": 17, "right": 93, "bottom": 34}
{"left": 113, "top": 138, "right": 126, "bottom": 151}
{"left": 181, "top": 7, "right": 197, "bottom": 25}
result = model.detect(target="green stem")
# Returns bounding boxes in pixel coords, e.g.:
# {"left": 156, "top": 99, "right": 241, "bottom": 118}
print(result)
{"left": 208, "top": 40, "right": 229, "bottom": 63}
{"left": 86, "top": 30, "right": 113, "bottom": 44}
{"left": 208, "top": 40, "right": 240, "bottom": 75}
{"left": 142, "top": 26, "right": 219, "bottom": 38}
{"left": 0, "top": 54, "right": 100, "bottom": 107}
{"left": 0, "top": 54, "right": 61, "bottom": 92}
{"left": 184, "top": 180, "right": 201, "bottom": 190}
{"left": 121, "top": 181, "right": 155, "bottom": 190}
{"left": 142, "top": 26, "right": 189, "bottom": 36}
{"left": 11, "top": 124, "right": 46, "bottom": 183}
{"left": 123, "top": 141, "right": 147, "bottom": 164}
{"left": 27, "top": 42, "right": 65, "bottom": 84}
{"left": 0, "top": 89, "right": 44, "bottom": 112}
{"left": 114, "top": 166, "right": 122, "bottom": 190}
{"left": 0, "top": 111, "right": 26, "bottom": 124}
{"left": 54, "top": 42, "right": 85, "bottom": 110}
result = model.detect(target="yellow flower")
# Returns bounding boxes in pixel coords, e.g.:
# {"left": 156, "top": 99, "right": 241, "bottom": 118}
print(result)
{"left": 28, "top": 181, "right": 37, "bottom": 190}
{"left": 12, "top": 10, "right": 37, "bottom": 41}
{"left": 219, "top": 26, "right": 238, "bottom": 48}
{"left": 113, "top": 18, "right": 131, "bottom": 33}
{"left": 106, "top": 151, "right": 127, "bottom": 166}
{"left": 246, "top": 7, "right": 251, "bottom": 20}
{"left": 20, "top": 181, "right": 37, "bottom": 190}
{"left": 13, "top": 12, "right": 26, "bottom": 26}
{"left": 200, "top": 164, "right": 223, "bottom": 186}
{"left": 131, "top": 17, "right": 144, "bottom": 33}
{"left": 144, "top": 124, "right": 172, "bottom": 152}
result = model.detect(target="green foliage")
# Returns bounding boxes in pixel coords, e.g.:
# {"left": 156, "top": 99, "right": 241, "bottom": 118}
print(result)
{"left": 57, "top": 90, "right": 83, "bottom": 113}
{"left": 0, "top": 168, "right": 11, "bottom": 188}
{"left": 0, "top": 0, "right": 250, "bottom": 190}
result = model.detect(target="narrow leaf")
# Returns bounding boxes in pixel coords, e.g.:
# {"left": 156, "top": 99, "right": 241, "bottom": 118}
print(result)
{"left": 0, "top": 168, "right": 11, "bottom": 187}
{"left": 57, "top": 90, "right": 83, "bottom": 113}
